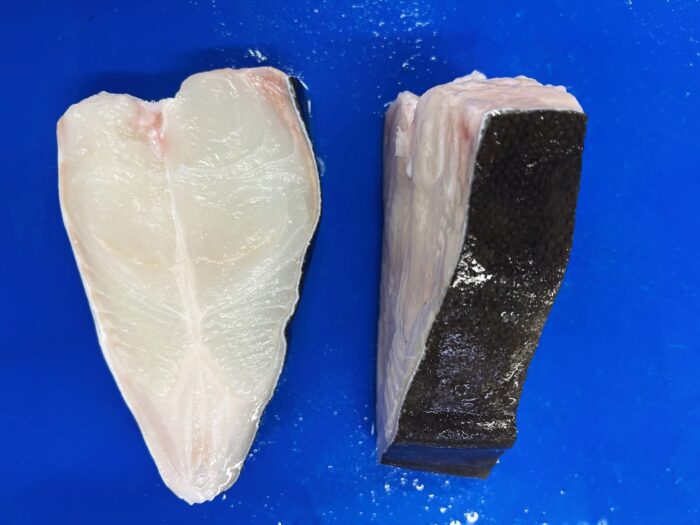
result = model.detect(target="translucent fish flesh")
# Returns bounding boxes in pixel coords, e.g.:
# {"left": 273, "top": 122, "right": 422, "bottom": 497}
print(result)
{"left": 377, "top": 71, "right": 586, "bottom": 476}
{"left": 58, "top": 67, "right": 320, "bottom": 503}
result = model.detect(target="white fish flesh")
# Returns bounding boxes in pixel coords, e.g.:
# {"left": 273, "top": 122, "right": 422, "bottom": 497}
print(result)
{"left": 58, "top": 67, "right": 320, "bottom": 503}
{"left": 377, "top": 72, "right": 585, "bottom": 476}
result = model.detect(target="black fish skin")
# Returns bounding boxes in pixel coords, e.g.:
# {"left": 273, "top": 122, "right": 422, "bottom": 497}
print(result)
{"left": 382, "top": 110, "right": 587, "bottom": 476}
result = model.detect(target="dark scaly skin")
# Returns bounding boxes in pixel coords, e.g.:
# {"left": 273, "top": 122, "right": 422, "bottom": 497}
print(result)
{"left": 382, "top": 110, "right": 587, "bottom": 476}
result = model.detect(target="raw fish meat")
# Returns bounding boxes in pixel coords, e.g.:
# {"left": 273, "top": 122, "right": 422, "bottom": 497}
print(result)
{"left": 377, "top": 72, "right": 586, "bottom": 476}
{"left": 58, "top": 67, "right": 320, "bottom": 503}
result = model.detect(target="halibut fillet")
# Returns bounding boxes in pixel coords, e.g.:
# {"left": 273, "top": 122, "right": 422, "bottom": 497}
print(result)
{"left": 58, "top": 68, "right": 320, "bottom": 503}
{"left": 377, "top": 72, "right": 585, "bottom": 476}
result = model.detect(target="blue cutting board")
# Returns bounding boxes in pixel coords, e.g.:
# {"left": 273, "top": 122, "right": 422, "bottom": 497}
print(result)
{"left": 1, "top": 1, "right": 698, "bottom": 523}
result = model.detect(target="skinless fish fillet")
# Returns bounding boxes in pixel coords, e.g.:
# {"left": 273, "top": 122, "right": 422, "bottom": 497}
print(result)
{"left": 58, "top": 67, "right": 320, "bottom": 504}
{"left": 377, "top": 71, "right": 586, "bottom": 476}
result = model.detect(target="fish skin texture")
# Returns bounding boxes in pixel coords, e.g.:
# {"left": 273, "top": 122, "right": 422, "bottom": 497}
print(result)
{"left": 377, "top": 72, "right": 585, "bottom": 476}
{"left": 58, "top": 67, "right": 320, "bottom": 504}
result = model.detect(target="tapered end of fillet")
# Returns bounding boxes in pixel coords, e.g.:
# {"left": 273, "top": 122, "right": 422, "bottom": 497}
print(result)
{"left": 122, "top": 351, "right": 255, "bottom": 504}
{"left": 58, "top": 67, "right": 320, "bottom": 503}
{"left": 377, "top": 71, "right": 585, "bottom": 476}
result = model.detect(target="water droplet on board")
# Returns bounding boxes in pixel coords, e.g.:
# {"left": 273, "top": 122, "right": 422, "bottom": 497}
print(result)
{"left": 465, "top": 511, "right": 479, "bottom": 523}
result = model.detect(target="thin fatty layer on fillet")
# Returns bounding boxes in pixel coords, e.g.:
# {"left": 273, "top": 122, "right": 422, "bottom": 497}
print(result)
{"left": 58, "top": 67, "right": 320, "bottom": 504}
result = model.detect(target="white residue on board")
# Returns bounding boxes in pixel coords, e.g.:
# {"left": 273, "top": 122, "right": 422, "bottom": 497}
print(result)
{"left": 247, "top": 48, "right": 269, "bottom": 62}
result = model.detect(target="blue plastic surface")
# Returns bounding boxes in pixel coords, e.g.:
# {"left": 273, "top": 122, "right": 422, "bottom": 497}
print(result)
{"left": 1, "top": 1, "right": 699, "bottom": 523}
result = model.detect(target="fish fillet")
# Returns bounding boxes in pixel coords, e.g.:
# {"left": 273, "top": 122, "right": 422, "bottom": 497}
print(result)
{"left": 377, "top": 71, "right": 586, "bottom": 476}
{"left": 58, "top": 67, "right": 320, "bottom": 503}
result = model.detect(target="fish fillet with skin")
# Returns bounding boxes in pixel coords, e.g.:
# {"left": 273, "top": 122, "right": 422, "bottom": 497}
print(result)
{"left": 58, "top": 68, "right": 320, "bottom": 503}
{"left": 377, "top": 72, "right": 586, "bottom": 476}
